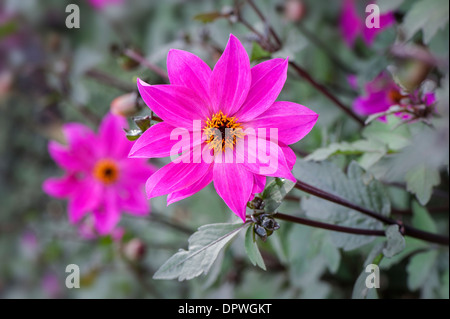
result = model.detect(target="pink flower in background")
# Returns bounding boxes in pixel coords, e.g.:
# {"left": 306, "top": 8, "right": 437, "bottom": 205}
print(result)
{"left": 339, "top": 0, "right": 395, "bottom": 47}
{"left": 43, "top": 113, "right": 156, "bottom": 235}
{"left": 42, "top": 273, "right": 62, "bottom": 299}
{"left": 88, "top": 0, "right": 124, "bottom": 10}
{"left": 129, "top": 34, "right": 318, "bottom": 221}
{"left": 353, "top": 72, "right": 436, "bottom": 121}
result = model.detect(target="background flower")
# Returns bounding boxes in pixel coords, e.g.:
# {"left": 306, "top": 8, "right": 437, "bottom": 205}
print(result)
{"left": 339, "top": 0, "right": 395, "bottom": 47}
{"left": 43, "top": 113, "right": 156, "bottom": 235}
{"left": 353, "top": 72, "right": 436, "bottom": 121}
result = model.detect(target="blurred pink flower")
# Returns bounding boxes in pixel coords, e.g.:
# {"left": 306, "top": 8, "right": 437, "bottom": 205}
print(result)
{"left": 42, "top": 273, "right": 62, "bottom": 299}
{"left": 43, "top": 113, "right": 156, "bottom": 235}
{"left": 129, "top": 34, "right": 318, "bottom": 221}
{"left": 353, "top": 72, "right": 436, "bottom": 121}
{"left": 88, "top": 0, "right": 124, "bottom": 10}
{"left": 339, "top": 0, "right": 395, "bottom": 47}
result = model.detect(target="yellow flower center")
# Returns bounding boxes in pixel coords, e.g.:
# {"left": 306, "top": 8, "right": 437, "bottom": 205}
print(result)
{"left": 93, "top": 159, "right": 119, "bottom": 184}
{"left": 203, "top": 111, "right": 244, "bottom": 152}
{"left": 388, "top": 89, "right": 407, "bottom": 104}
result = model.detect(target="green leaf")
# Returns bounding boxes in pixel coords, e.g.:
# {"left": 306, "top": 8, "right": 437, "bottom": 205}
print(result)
{"left": 406, "top": 250, "right": 439, "bottom": 291}
{"left": 124, "top": 129, "right": 142, "bottom": 141}
{"left": 133, "top": 116, "right": 151, "bottom": 132}
{"left": 401, "top": 0, "right": 449, "bottom": 44}
{"left": 250, "top": 42, "right": 271, "bottom": 62}
{"left": 352, "top": 243, "right": 384, "bottom": 299}
{"left": 294, "top": 160, "right": 391, "bottom": 250}
{"left": 193, "top": 11, "right": 223, "bottom": 24}
{"left": 364, "top": 105, "right": 403, "bottom": 125}
{"left": 305, "top": 139, "right": 386, "bottom": 163}
{"left": 0, "top": 20, "right": 17, "bottom": 39}
{"left": 261, "top": 178, "right": 295, "bottom": 213}
{"left": 405, "top": 164, "right": 441, "bottom": 205}
{"left": 153, "top": 222, "right": 246, "bottom": 281}
{"left": 362, "top": 116, "right": 411, "bottom": 151}
{"left": 244, "top": 225, "right": 266, "bottom": 270}
{"left": 377, "top": 0, "right": 404, "bottom": 13}
{"left": 412, "top": 201, "right": 437, "bottom": 233}
{"left": 382, "top": 225, "right": 406, "bottom": 258}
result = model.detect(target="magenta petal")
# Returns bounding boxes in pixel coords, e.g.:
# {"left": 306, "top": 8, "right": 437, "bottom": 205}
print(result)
{"left": 339, "top": 0, "right": 362, "bottom": 47}
{"left": 210, "top": 34, "right": 251, "bottom": 115}
{"left": 137, "top": 79, "right": 208, "bottom": 129}
{"left": 167, "top": 167, "right": 213, "bottom": 205}
{"left": 48, "top": 123, "right": 98, "bottom": 171}
{"left": 362, "top": 11, "right": 395, "bottom": 46}
{"left": 281, "top": 144, "right": 297, "bottom": 170}
{"left": 118, "top": 186, "right": 149, "bottom": 216}
{"left": 245, "top": 101, "right": 318, "bottom": 145}
{"left": 238, "top": 134, "right": 296, "bottom": 182}
{"left": 98, "top": 112, "right": 131, "bottom": 158}
{"left": 93, "top": 188, "right": 121, "bottom": 235}
{"left": 167, "top": 49, "right": 212, "bottom": 107}
{"left": 119, "top": 158, "right": 157, "bottom": 186}
{"left": 145, "top": 151, "right": 212, "bottom": 198}
{"left": 213, "top": 163, "right": 253, "bottom": 222}
{"left": 129, "top": 122, "right": 181, "bottom": 158}
{"left": 68, "top": 179, "right": 103, "bottom": 224}
{"left": 252, "top": 174, "right": 266, "bottom": 195}
{"left": 235, "top": 58, "right": 288, "bottom": 122}
{"left": 42, "top": 174, "right": 78, "bottom": 198}
{"left": 48, "top": 141, "right": 89, "bottom": 171}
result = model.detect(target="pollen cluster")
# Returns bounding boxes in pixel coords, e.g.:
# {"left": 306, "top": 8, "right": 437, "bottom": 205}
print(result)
{"left": 93, "top": 159, "right": 120, "bottom": 184}
{"left": 203, "top": 111, "right": 244, "bottom": 152}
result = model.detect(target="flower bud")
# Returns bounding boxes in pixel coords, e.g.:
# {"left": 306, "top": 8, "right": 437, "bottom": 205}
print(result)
{"left": 110, "top": 92, "right": 138, "bottom": 117}
{"left": 284, "top": 0, "right": 306, "bottom": 22}
{"left": 123, "top": 238, "right": 146, "bottom": 262}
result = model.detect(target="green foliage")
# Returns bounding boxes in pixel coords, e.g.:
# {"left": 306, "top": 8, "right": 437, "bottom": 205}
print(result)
{"left": 260, "top": 178, "right": 295, "bottom": 213}
{"left": 401, "top": 0, "right": 449, "bottom": 43}
{"left": 294, "top": 160, "right": 390, "bottom": 250}
{"left": 244, "top": 225, "right": 266, "bottom": 270}
{"left": 153, "top": 222, "right": 245, "bottom": 281}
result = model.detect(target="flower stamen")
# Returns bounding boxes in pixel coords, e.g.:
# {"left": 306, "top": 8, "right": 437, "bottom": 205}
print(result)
{"left": 93, "top": 159, "right": 119, "bottom": 184}
{"left": 203, "top": 111, "right": 244, "bottom": 152}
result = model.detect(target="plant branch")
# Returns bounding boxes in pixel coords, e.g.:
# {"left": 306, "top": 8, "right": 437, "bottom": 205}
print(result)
{"left": 274, "top": 212, "right": 386, "bottom": 237}
{"left": 294, "top": 180, "right": 449, "bottom": 246}
{"left": 123, "top": 49, "right": 169, "bottom": 81}
{"left": 247, "top": 0, "right": 282, "bottom": 49}
{"left": 289, "top": 61, "right": 365, "bottom": 125}
{"left": 85, "top": 68, "right": 135, "bottom": 92}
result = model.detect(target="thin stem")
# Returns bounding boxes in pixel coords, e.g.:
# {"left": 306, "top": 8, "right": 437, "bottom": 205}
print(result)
{"left": 234, "top": 2, "right": 273, "bottom": 51}
{"left": 123, "top": 49, "right": 169, "bottom": 81}
{"left": 274, "top": 212, "right": 386, "bottom": 237}
{"left": 240, "top": 0, "right": 364, "bottom": 125}
{"left": 294, "top": 180, "right": 449, "bottom": 246}
{"left": 247, "top": 0, "right": 282, "bottom": 49}
{"left": 289, "top": 61, "right": 365, "bottom": 126}
{"left": 296, "top": 23, "right": 355, "bottom": 74}
{"left": 85, "top": 68, "right": 135, "bottom": 92}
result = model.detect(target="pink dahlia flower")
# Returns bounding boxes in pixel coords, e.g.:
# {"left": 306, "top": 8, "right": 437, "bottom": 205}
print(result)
{"left": 353, "top": 72, "right": 436, "bottom": 121}
{"left": 339, "top": 0, "right": 395, "bottom": 47}
{"left": 43, "top": 113, "right": 156, "bottom": 235}
{"left": 129, "top": 34, "right": 318, "bottom": 222}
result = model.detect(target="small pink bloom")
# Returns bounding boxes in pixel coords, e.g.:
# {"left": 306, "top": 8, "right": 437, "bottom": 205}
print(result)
{"left": 43, "top": 113, "right": 156, "bottom": 235}
{"left": 339, "top": 0, "right": 395, "bottom": 47}
{"left": 42, "top": 273, "right": 62, "bottom": 299}
{"left": 353, "top": 72, "right": 436, "bottom": 121}
{"left": 88, "top": 0, "right": 124, "bottom": 10}
{"left": 129, "top": 34, "right": 318, "bottom": 222}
